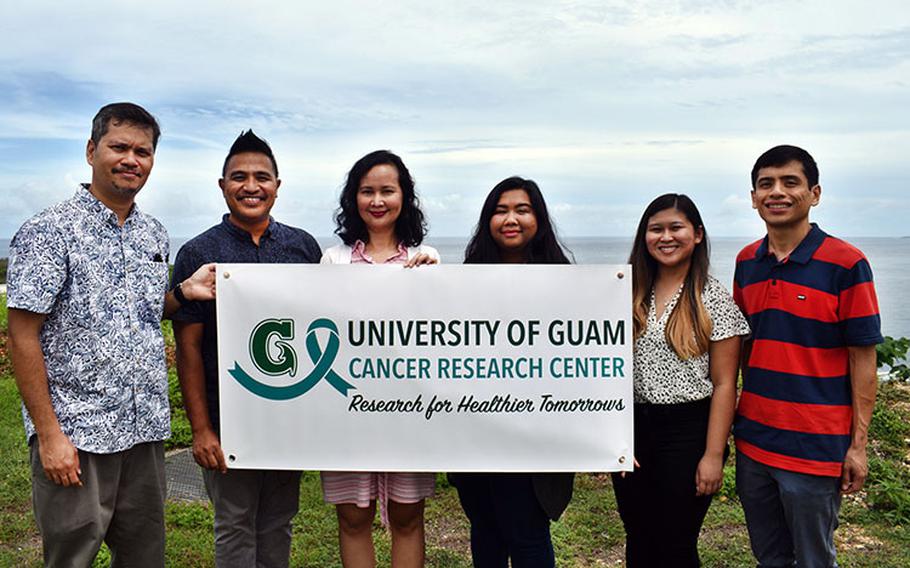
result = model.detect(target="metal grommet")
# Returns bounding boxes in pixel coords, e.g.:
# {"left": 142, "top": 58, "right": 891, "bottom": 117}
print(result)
{"left": 223, "top": 271, "right": 231, "bottom": 279}
{"left": 618, "top": 456, "right": 626, "bottom": 464}
{"left": 617, "top": 271, "right": 625, "bottom": 279}
{"left": 228, "top": 455, "right": 236, "bottom": 462}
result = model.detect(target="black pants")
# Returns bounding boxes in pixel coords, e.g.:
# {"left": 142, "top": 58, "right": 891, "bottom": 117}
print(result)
{"left": 454, "top": 473, "right": 555, "bottom": 568}
{"left": 611, "top": 398, "right": 721, "bottom": 568}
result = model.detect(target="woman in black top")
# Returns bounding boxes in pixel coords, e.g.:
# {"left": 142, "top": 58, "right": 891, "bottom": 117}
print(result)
{"left": 450, "top": 176, "right": 575, "bottom": 568}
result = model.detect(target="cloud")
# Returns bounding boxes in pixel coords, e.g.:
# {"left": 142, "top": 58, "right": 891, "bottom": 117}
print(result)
{"left": 0, "top": 1, "right": 908, "bottom": 237}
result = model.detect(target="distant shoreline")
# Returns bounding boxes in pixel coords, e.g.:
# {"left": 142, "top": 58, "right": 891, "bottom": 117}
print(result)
{"left": 3, "top": 236, "right": 909, "bottom": 338}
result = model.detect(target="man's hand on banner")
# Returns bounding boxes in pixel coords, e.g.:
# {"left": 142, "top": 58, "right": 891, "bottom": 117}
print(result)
{"left": 182, "top": 263, "right": 217, "bottom": 301}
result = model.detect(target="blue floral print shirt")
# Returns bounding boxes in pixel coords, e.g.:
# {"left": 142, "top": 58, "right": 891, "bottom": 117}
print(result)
{"left": 7, "top": 185, "right": 171, "bottom": 453}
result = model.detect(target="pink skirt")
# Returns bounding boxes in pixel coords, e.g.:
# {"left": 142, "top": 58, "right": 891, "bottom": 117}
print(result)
{"left": 321, "top": 471, "right": 436, "bottom": 525}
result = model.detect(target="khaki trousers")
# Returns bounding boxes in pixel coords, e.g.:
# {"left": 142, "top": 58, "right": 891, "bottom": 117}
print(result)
{"left": 30, "top": 439, "right": 166, "bottom": 568}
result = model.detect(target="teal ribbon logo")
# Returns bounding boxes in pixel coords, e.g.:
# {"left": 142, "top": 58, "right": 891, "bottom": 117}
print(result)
{"left": 230, "top": 318, "right": 355, "bottom": 400}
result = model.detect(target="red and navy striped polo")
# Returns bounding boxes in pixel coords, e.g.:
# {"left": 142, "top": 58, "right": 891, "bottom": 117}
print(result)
{"left": 732, "top": 224, "right": 883, "bottom": 477}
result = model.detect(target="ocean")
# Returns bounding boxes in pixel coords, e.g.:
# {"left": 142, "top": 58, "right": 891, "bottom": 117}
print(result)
{"left": 3, "top": 236, "right": 908, "bottom": 338}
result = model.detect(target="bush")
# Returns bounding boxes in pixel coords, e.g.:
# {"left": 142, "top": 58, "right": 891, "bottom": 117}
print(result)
{"left": 876, "top": 336, "right": 910, "bottom": 380}
{"left": 867, "top": 456, "right": 910, "bottom": 524}
{"left": 865, "top": 381, "right": 910, "bottom": 524}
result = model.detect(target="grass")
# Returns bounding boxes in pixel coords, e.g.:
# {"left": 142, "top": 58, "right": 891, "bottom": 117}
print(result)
{"left": 1, "top": 295, "right": 909, "bottom": 566}
{"left": 163, "top": 320, "right": 193, "bottom": 451}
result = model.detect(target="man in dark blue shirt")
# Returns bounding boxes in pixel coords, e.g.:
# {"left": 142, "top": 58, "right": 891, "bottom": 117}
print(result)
{"left": 171, "top": 130, "right": 321, "bottom": 567}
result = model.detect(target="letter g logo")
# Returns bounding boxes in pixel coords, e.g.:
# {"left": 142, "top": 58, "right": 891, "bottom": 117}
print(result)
{"left": 249, "top": 319, "right": 297, "bottom": 377}
{"left": 231, "top": 318, "right": 355, "bottom": 400}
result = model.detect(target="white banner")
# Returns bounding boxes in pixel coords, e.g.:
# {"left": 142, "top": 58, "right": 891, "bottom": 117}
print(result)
{"left": 216, "top": 264, "right": 633, "bottom": 472}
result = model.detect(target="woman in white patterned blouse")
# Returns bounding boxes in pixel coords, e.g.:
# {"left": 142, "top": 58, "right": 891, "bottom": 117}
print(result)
{"left": 612, "top": 193, "right": 750, "bottom": 567}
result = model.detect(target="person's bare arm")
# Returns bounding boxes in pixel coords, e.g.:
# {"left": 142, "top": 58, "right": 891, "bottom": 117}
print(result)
{"left": 163, "top": 263, "right": 217, "bottom": 319}
{"left": 174, "top": 320, "right": 226, "bottom": 472}
{"left": 841, "top": 344, "right": 877, "bottom": 494}
{"left": 7, "top": 308, "right": 82, "bottom": 486}
{"left": 696, "top": 336, "right": 740, "bottom": 496}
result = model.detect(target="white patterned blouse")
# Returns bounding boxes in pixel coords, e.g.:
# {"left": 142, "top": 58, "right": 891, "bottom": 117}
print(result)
{"left": 633, "top": 275, "right": 750, "bottom": 404}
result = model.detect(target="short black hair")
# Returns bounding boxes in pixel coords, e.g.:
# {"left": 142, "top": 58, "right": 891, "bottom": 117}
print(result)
{"left": 751, "top": 145, "right": 819, "bottom": 188}
{"left": 91, "top": 102, "right": 161, "bottom": 149}
{"left": 334, "top": 150, "right": 427, "bottom": 247}
{"left": 222, "top": 130, "right": 279, "bottom": 177}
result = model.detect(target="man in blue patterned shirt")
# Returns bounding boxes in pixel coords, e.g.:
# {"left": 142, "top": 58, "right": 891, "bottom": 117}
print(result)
{"left": 7, "top": 102, "right": 215, "bottom": 567}
{"left": 171, "top": 130, "right": 321, "bottom": 567}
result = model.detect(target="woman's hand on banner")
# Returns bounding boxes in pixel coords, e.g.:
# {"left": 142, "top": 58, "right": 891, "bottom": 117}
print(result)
{"left": 404, "top": 253, "right": 438, "bottom": 268}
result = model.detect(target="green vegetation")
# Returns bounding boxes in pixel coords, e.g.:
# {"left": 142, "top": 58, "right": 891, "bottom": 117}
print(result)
{"left": 163, "top": 320, "right": 193, "bottom": 450}
{"left": 877, "top": 336, "right": 910, "bottom": 380}
{"left": 1, "top": 296, "right": 909, "bottom": 566}
{"left": 865, "top": 381, "right": 910, "bottom": 525}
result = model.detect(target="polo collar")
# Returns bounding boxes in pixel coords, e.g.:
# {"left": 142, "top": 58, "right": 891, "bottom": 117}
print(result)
{"left": 755, "top": 223, "right": 826, "bottom": 265}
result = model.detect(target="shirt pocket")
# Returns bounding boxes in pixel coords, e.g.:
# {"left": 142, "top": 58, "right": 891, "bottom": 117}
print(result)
{"left": 132, "top": 260, "right": 170, "bottom": 325}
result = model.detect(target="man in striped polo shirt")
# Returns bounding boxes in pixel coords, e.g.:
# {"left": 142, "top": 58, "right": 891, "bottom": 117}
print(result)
{"left": 733, "top": 145, "right": 882, "bottom": 567}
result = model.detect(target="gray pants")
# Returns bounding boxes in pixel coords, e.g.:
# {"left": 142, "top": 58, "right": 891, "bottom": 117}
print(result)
{"left": 202, "top": 468, "right": 302, "bottom": 568}
{"left": 737, "top": 451, "right": 842, "bottom": 568}
{"left": 30, "top": 439, "right": 166, "bottom": 568}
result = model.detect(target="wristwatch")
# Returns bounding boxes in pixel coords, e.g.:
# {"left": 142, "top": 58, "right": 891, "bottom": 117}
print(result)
{"left": 173, "top": 282, "right": 188, "bottom": 306}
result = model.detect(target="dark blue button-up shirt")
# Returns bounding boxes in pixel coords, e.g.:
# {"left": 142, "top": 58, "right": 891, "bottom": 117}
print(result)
{"left": 170, "top": 214, "right": 321, "bottom": 430}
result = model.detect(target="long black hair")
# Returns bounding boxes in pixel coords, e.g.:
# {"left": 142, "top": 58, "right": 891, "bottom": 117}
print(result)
{"left": 334, "top": 150, "right": 427, "bottom": 246}
{"left": 464, "top": 176, "right": 571, "bottom": 264}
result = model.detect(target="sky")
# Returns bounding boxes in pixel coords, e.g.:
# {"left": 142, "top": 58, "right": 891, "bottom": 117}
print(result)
{"left": 1, "top": 0, "right": 908, "bottom": 239}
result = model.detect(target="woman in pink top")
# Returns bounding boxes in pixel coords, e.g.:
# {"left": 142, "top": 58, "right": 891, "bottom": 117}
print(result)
{"left": 321, "top": 150, "right": 439, "bottom": 567}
